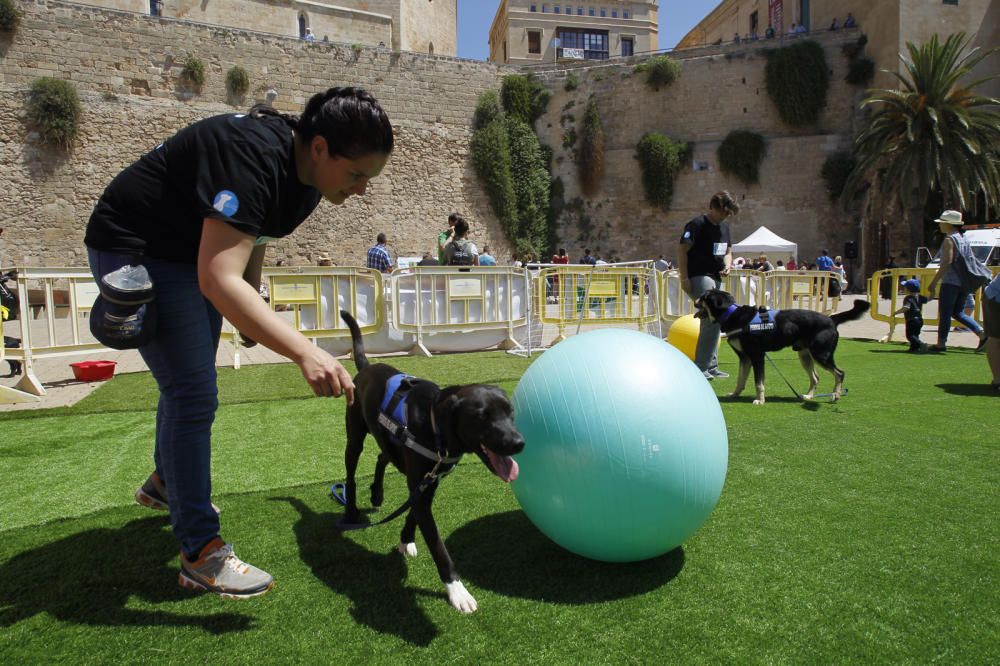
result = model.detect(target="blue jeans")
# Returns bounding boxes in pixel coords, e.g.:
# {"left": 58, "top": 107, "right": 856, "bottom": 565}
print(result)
{"left": 937, "top": 282, "right": 983, "bottom": 345}
{"left": 88, "top": 248, "right": 222, "bottom": 557}
{"left": 687, "top": 275, "right": 722, "bottom": 372}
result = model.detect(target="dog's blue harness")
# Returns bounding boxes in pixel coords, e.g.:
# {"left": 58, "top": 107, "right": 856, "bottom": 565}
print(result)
{"left": 725, "top": 307, "right": 781, "bottom": 338}
{"left": 331, "top": 373, "right": 461, "bottom": 531}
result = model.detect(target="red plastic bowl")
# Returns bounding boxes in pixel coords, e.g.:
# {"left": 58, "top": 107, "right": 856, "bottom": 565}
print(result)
{"left": 70, "top": 360, "right": 117, "bottom": 382}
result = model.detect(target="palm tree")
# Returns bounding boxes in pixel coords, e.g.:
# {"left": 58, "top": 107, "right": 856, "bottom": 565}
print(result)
{"left": 847, "top": 32, "right": 1000, "bottom": 264}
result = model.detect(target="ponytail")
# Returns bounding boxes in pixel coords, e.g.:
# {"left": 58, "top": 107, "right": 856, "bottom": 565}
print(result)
{"left": 248, "top": 103, "right": 299, "bottom": 130}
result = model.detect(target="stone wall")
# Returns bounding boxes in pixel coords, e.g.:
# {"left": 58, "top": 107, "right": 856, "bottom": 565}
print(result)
{"left": 0, "top": 0, "right": 508, "bottom": 268}
{"left": 534, "top": 31, "right": 872, "bottom": 267}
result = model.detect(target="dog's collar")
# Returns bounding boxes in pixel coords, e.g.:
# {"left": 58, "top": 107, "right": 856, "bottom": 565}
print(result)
{"left": 718, "top": 304, "right": 739, "bottom": 323}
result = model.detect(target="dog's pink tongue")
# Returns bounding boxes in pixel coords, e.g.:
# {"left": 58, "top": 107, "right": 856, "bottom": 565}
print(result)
{"left": 487, "top": 450, "right": 519, "bottom": 482}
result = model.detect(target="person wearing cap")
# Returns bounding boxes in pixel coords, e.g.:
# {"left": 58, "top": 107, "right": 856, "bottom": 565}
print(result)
{"left": 926, "top": 209, "right": 988, "bottom": 352}
{"left": 894, "top": 279, "right": 929, "bottom": 352}
{"left": 316, "top": 251, "right": 334, "bottom": 266}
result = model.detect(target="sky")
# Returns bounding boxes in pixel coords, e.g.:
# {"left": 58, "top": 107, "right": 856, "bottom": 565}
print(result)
{"left": 456, "top": 0, "right": 722, "bottom": 60}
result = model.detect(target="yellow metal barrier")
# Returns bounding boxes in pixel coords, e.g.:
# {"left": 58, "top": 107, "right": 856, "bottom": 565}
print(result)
{"left": 766, "top": 271, "right": 841, "bottom": 313}
{"left": 866, "top": 267, "right": 998, "bottom": 342}
{"left": 537, "top": 264, "right": 658, "bottom": 343}
{"left": 391, "top": 265, "right": 530, "bottom": 356}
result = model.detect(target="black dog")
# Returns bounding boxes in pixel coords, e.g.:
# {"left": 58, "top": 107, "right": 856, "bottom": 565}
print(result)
{"left": 694, "top": 289, "right": 870, "bottom": 404}
{"left": 338, "top": 310, "right": 524, "bottom": 613}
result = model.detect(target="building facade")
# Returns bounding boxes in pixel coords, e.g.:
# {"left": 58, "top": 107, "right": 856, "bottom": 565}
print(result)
{"left": 674, "top": 0, "right": 999, "bottom": 93}
{"left": 488, "top": 0, "right": 658, "bottom": 65}
{"left": 71, "top": 0, "right": 456, "bottom": 55}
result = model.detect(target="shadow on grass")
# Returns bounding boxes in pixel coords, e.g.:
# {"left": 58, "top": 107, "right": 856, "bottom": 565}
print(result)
{"left": 0, "top": 516, "right": 252, "bottom": 634}
{"left": 275, "top": 497, "right": 438, "bottom": 647}
{"left": 447, "top": 510, "right": 684, "bottom": 603}
{"left": 935, "top": 383, "right": 998, "bottom": 397}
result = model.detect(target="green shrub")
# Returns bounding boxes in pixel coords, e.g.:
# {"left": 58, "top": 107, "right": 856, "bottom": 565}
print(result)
{"left": 506, "top": 117, "right": 550, "bottom": 255}
{"left": 473, "top": 90, "right": 503, "bottom": 131}
{"left": 0, "top": 0, "right": 20, "bottom": 32}
{"left": 841, "top": 33, "right": 868, "bottom": 60}
{"left": 564, "top": 72, "right": 579, "bottom": 91}
{"left": 471, "top": 119, "right": 518, "bottom": 238}
{"left": 845, "top": 56, "right": 875, "bottom": 86}
{"left": 765, "top": 40, "right": 830, "bottom": 126}
{"left": 821, "top": 151, "right": 857, "bottom": 202}
{"left": 225, "top": 66, "right": 250, "bottom": 98}
{"left": 351, "top": 43, "right": 363, "bottom": 55}
{"left": 577, "top": 97, "right": 604, "bottom": 196}
{"left": 635, "top": 132, "right": 689, "bottom": 210}
{"left": 182, "top": 54, "right": 206, "bottom": 88}
{"left": 500, "top": 74, "right": 550, "bottom": 125}
{"left": 26, "top": 77, "right": 82, "bottom": 149}
{"left": 718, "top": 130, "right": 767, "bottom": 186}
{"left": 636, "top": 55, "right": 681, "bottom": 91}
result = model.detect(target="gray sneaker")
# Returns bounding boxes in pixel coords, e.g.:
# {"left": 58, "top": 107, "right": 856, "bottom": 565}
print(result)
{"left": 709, "top": 368, "right": 730, "bottom": 379}
{"left": 135, "top": 472, "right": 220, "bottom": 514}
{"left": 179, "top": 538, "right": 274, "bottom": 599}
{"left": 702, "top": 370, "right": 714, "bottom": 381}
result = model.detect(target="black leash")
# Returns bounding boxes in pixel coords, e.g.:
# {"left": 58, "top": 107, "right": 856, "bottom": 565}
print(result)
{"left": 330, "top": 463, "right": 453, "bottom": 532}
{"left": 764, "top": 353, "right": 848, "bottom": 402}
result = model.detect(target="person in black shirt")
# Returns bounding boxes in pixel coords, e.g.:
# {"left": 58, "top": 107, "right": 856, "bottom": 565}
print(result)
{"left": 85, "top": 87, "right": 394, "bottom": 598}
{"left": 895, "top": 279, "right": 928, "bottom": 352}
{"left": 676, "top": 191, "right": 739, "bottom": 380}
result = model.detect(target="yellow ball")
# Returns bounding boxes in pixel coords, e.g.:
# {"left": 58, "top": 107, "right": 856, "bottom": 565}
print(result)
{"left": 667, "top": 314, "right": 700, "bottom": 361}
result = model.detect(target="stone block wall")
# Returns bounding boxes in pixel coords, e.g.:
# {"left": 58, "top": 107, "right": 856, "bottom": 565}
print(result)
{"left": 0, "top": 0, "right": 509, "bottom": 268}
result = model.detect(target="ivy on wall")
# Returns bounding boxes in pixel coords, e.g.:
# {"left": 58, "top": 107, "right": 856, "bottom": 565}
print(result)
{"left": 635, "top": 132, "right": 690, "bottom": 210}
{"left": 634, "top": 55, "right": 681, "bottom": 91}
{"left": 471, "top": 78, "right": 551, "bottom": 259}
{"left": 718, "top": 130, "right": 767, "bottom": 186}
{"left": 26, "top": 77, "right": 82, "bottom": 149}
{"left": 821, "top": 151, "right": 857, "bottom": 202}
{"left": 0, "top": 0, "right": 20, "bottom": 32}
{"left": 182, "top": 54, "right": 206, "bottom": 89}
{"left": 765, "top": 40, "right": 830, "bottom": 126}
{"left": 225, "top": 66, "right": 250, "bottom": 100}
{"left": 577, "top": 96, "right": 604, "bottom": 196}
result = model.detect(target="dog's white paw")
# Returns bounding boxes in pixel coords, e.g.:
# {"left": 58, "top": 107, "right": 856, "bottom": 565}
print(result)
{"left": 752, "top": 398, "right": 765, "bottom": 405}
{"left": 398, "top": 542, "right": 418, "bottom": 557}
{"left": 446, "top": 580, "right": 478, "bottom": 614}
{"left": 801, "top": 393, "right": 814, "bottom": 400}
{"left": 832, "top": 391, "right": 841, "bottom": 402}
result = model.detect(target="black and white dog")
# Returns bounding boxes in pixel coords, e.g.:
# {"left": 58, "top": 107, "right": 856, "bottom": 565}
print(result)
{"left": 338, "top": 310, "right": 524, "bottom": 613}
{"left": 694, "top": 289, "right": 870, "bottom": 404}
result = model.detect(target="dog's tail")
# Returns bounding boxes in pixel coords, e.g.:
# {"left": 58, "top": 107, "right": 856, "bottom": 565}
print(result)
{"left": 339, "top": 310, "right": 369, "bottom": 370}
{"left": 830, "top": 299, "right": 871, "bottom": 327}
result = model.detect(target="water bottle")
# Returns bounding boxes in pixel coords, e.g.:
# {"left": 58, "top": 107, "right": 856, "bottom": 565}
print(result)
{"left": 103, "top": 264, "right": 152, "bottom": 293}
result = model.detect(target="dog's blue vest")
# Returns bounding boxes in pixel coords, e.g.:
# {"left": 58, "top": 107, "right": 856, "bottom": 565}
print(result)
{"left": 377, "top": 373, "right": 461, "bottom": 465}
{"left": 727, "top": 307, "right": 781, "bottom": 338}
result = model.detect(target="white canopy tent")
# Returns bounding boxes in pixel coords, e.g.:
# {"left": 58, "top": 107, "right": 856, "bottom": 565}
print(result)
{"left": 732, "top": 226, "right": 798, "bottom": 262}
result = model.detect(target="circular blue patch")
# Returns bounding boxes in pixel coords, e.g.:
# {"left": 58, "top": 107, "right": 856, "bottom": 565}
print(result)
{"left": 212, "top": 190, "right": 240, "bottom": 217}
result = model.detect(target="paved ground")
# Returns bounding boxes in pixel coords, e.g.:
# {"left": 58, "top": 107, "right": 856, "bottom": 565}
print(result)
{"left": 0, "top": 295, "right": 985, "bottom": 412}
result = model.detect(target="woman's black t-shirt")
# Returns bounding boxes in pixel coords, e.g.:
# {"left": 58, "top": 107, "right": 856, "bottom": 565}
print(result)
{"left": 85, "top": 113, "right": 322, "bottom": 264}
{"left": 680, "top": 214, "right": 731, "bottom": 279}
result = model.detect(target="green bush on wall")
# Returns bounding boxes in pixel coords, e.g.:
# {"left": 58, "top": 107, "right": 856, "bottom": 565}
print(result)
{"left": 27, "top": 77, "right": 82, "bottom": 149}
{"left": 821, "top": 151, "right": 857, "bottom": 202}
{"left": 718, "top": 130, "right": 767, "bottom": 186}
{"left": 635, "top": 55, "right": 681, "bottom": 91}
{"left": 765, "top": 40, "right": 830, "bottom": 126}
{"left": 225, "top": 66, "right": 250, "bottom": 98}
{"left": 0, "top": 0, "right": 21, "bottom": 32}
{"left": 635, "top": 132, "right": 689, "bottom": 210}
{"left": 845, "top": 56, "right": 875, "bottom": 86}
{"left": 500, "top": 74, "right": 551, "bottom": 126}
{"left": 577, "top": 96, "right": 604, "bottom": 196}
{"left": 182, "top": 55, "right": 206, "bottom": 89}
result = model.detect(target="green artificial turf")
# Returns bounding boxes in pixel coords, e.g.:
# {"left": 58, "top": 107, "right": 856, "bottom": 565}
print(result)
{"left": 1, "top": 341, "right": 997, "bottom": 663}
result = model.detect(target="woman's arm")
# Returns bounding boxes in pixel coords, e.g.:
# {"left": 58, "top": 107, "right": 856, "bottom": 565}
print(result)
{"left": 197, "top": 218, "right": 354, "bottom": 402}
{"left": 927, "top": 236, "right": 955, "bottom": 294}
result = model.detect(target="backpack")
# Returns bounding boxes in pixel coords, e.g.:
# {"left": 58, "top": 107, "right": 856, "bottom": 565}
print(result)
{"left": 950, "top": 235, "right": 992, "bottom": 292}
{"left": 448, "top": 239, "right": 475, "bottom": 266}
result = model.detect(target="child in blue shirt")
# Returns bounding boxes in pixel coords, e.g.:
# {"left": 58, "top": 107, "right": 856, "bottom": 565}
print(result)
{"left": 895, "top": 279, "right": 928, "bottom": 352}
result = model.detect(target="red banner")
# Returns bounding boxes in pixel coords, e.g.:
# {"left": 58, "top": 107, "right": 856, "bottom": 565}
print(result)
{"left": 769, "top": 0, "right": 784, "bottom": 34}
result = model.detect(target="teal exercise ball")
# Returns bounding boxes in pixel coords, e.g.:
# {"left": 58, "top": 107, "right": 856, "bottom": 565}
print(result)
{"left": 511, "top": 328, "right": 728, "bottom": 562}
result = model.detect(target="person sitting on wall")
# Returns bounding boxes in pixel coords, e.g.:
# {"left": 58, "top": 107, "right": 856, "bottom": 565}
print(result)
{"left": 843, "top": 13, "right": 856, "bottom": 28}
{"left": 764, "top": 24, "right": 775, "bottom": 39}
{"left": 828, "top": 17, "right": 839, "bottom": 31}
{"left": 304, "top": 27, "right": 316, "bottom": 42}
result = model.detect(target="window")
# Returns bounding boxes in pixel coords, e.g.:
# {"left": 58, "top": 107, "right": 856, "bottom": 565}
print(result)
{"left": 578, "top": 6, "right": 584, "bottom": 15}
{"left": 943, "top": 0, "right": 958, "bottom": 4}
{"left": 554, "top": 5, "right": 560, "bottom": 12}
{"left": 541, "top": 4, "right": 547, "bottom": 12}
{"left": 503, "top": 41, "right": 507, "bottom": 61}
{"left": 623, "top": 9, "right": 630, "bottom": 19}
{"left": 528, "top": 30, "right": 542, "bottom": 54}
{"left": 588, "top": 7, "right": 595, "bottom": 16}
{"left": 600, "top": 7, "right": 606, "bottom": 17}
{"left": 557, "top": 28, "right": 610, "bottom": 60}
{"left": 621, "top": 36, "right": 634, "bottom": 56}
{"left": 298, "top": 13, "right": 307, "bottom": 39}
{"left": 530, "top": 4, "right": 536, "bottom": 10}
{"left": 750, "top": 10, "right": 759, "bottom": 35}
{"left": 566, "top": 6, "right": 572, "bottom": 14}
{"left": 611, "top": 9, "right": 617, "bottom": 18}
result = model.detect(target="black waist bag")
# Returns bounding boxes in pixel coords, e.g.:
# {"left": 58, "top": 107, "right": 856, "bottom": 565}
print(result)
{"left": 89, "top": 265, "right": 157, "bottom": 350}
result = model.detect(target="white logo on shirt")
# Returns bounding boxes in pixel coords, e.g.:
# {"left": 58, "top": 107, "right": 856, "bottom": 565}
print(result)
{"left": 213, "top": 190, "right": 240, "bottom": 216}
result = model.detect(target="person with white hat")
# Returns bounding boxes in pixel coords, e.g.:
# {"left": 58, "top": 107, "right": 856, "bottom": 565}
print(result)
{"left": 926, "top": 209, "right": 988, "bottom": 352}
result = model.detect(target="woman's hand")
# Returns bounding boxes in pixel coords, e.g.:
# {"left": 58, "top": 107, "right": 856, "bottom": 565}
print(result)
{"left": 297, "top": 346, "right": 355, "bottom": 404}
